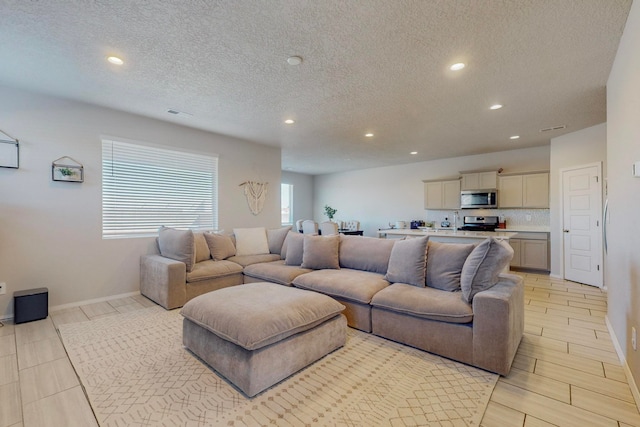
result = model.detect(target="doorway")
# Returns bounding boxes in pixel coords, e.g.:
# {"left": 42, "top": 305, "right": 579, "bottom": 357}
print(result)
{"left": 560, "top": 163, "right": 603, "bottom": 287}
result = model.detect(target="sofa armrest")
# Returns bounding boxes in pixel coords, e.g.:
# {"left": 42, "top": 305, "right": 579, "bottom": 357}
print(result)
{"left": 140, "top": 254, "right": 187, "bottom": 309}
{"left": 471, "top": 273, "right": 524, "bottom": 375}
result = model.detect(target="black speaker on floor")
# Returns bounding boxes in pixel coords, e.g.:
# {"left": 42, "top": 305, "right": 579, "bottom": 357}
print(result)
{"left": 14, "top": 287, "right": 49, "bottom": 324}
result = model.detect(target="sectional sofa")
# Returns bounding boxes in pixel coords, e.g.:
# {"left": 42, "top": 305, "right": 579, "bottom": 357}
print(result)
{"left": 140, "top": 226, "right": 524, "bottom": 375}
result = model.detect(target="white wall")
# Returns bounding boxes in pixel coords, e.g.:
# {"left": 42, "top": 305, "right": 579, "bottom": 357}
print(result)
{"left": 281, "top": 171, "right": 314, "bottom": 225}
{"left": 0, "top": 86, "right": 281, "bottom": 318}
{"left": 606, "top": 0, "right": 640, "bottom": 391}
{"left": 313, "top": 146, "right": 550, "bottom": 237}
{"left": 549, "top": 123, "right": 607, "bottom": 277}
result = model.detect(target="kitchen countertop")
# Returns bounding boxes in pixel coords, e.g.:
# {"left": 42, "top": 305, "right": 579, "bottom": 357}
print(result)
{"left": 503, "top": 226, "right": 550, "bottom": 233}
{"left": 377, "top": 228, "right": 519, "bottom": 240}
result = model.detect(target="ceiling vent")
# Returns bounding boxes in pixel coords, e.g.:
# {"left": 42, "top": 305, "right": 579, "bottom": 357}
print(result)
{"left": 540, "top": 125, "right": 566, "bottom": 132}
{"left": 167, "top": 109, "right": 193, "bottom": 117}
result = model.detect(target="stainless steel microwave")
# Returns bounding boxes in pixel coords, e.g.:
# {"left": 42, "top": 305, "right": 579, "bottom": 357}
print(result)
{"left": 460, "top": 190, "right": 498, "bottom": 209}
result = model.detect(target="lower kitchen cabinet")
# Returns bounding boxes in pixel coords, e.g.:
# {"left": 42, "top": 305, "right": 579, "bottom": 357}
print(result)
{"left": 508, "top": 232, "right": 549, "bottom": 271}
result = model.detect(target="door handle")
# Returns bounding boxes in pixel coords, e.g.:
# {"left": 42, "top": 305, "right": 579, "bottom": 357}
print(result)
{"left": 603, "top": 199, "right": 608, "bottom": 254}
{"left": 563, "top": 229, "right": 570, "bottom": 233}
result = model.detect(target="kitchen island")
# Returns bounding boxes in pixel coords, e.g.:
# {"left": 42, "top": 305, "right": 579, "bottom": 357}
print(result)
{"left": 377, "top": 228, "right": 518, "bottom": 244}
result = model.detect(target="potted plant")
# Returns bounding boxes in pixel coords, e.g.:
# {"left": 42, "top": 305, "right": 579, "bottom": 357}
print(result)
{"left": 324, "top": 205, "right": 337, "bottom": 221}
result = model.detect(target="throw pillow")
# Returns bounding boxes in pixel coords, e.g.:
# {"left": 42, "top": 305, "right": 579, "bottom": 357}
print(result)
{"left": 384, "top": 236, "right": 429, "bottom": 287}
{"left": 203, "top": 232, "right": 237, "bottom": 260}
{"left": 194, "top": 232, "right": 211, "bottom": 263}
{"left": 301, "top": 235, "right": 340, "bottom": 270}
{"left": 233, "top": 227, "right": 270, "bottom": 256}
{"left": 426, "top": 241, "right": 475, "bottom": 291}
{"left": 284, "top": 231, "right": 305, "bottom": 266}
{"left": 461, "top": 237, "right": 514, "bottom": 303}
{"left": 267, "top": 226, "right": 292, "bottom": 255}
{"left": 157, "top": 226, "right": 196, "bottom": 272}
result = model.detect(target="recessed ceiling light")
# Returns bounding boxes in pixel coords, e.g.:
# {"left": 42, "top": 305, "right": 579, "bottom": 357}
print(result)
{"left": 365, "top": 133, "right": 374, "bottom": 138}
{"left": 410, "top": 151, "right": 418, "bottom": 155}
{"left": 450, "top": 63, "right": 465, "bottom": 71}
{"left": 510, "top": 135, "right": 520, "bottom": 140}
{"left": 287, "top": 56, "right": 303, "bottom": 66}
{"left": 490, "top": 104, "right": 503, "bottom": 110}
{"left": 284, "top": 119, "right": 295, "bottom": 124}
{"left": 107, "top": 56, "right": 124, "bottom": 65}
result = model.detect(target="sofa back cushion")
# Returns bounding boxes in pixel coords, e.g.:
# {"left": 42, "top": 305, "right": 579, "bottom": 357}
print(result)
{"left": 301, "top": 235, "right": 340, "bottom": 270}
{"left": 194, "top": 232, "right": 211, "bottom": 263}
{"left": 267, "top": 226, "right": 292, "bottom": 255}
{"left": 339, "top": 235, "right": 395, "bottom": 274}
{"left": 284, "top": 231, "right": 305, "bottom": 266}
{"left": 233, "top": 227, "right": 269, "bottom": 256}
{"left": 158, "top": 226, "right": 195, "bottom": 272}
{"left": 426, "top": 241, "right": 475, "bottom": 291}
{"left": 384, "top": 236, "right": 428, "bottom": 287}
{"left": 461, "top": 237, "right": 514, "bottom": 303}
{"left": 203, "top": 233, "right": 236, "bottom": 260}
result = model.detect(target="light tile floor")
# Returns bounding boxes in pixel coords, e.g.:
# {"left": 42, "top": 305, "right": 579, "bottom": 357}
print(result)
{"left": 0, "top": 273, "right": 638, "bottom": 427}
{"left": 482, "top": 272, "right": 640, "bottom": 427}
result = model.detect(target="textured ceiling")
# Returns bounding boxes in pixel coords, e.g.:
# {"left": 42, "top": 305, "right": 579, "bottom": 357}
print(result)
{"left": 0, "top": 1, "right": 632, "bottom": 175}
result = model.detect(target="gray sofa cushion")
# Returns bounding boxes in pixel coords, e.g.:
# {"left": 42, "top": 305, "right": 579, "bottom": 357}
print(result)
{"left": 158, "top": 226, "right": 196, "bottom": 272}
{"left": 180, "top": 282, "right": 345, "bottom": 351}
{"left": 203, "top": 233, "right": 236, "bottom": 260}
{"left": 384, "top": 236, "right": 428, "bottom": 287}
{"left": 284, "top": 231, "right": 305, "bottom": 266}
{"left": 227, "top": 253, "right": 281, "bottom": 267}
{"left": 426, "top": 241, "right": 475, "bottom": 291}
{"left": 301, "top": 235, "right": 340, "bottom": 269}
{"left": 371, "top": 283, "right": 473, "bottom": 323}
{"left": 267, "top": 226, "right": 292, "bottom": 255}
{"left": 293, "top": 269, "right": 389, "bottom": 304}
{"left": 243, "top": 260, "right": 312, "bottom": 286}
{"left": 339, "top": 235, "right": 395, "bottom": 274}
{"left": 461, "top": 237, "right": 514, "bottom": 303}
{"left": 186, "top": 259, "right": 243, "bottom": 283}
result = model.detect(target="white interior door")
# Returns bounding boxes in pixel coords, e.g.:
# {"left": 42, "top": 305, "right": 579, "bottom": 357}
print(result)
{"left": 561, "top": 164, "right": 603, "bottom": 287}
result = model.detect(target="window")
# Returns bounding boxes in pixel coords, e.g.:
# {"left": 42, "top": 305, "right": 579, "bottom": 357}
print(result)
{"left": 281, "top": 183, "right": 293, "bottom": 225}
{"left": 102, "top": 139, "right": 218, "bottom": 238}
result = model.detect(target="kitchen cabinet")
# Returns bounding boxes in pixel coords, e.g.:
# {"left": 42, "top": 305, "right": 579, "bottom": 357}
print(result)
{"left": 498, "top": 172, "right": 549, "bottom": 208}
{"left": 424, "top": 179, "right": 461, "bottom": 209}
{"left": 508, "top": 232, "right": 549, "bottom": 271}
{"left": 461, "top": 171, "right": 498, "bottom": 190}
{"left": 508, "top": 239, "right": 522, "bottom": 267}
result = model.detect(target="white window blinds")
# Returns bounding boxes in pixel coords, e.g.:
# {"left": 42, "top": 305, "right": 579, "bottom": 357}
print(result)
{"left": 102, "top": 139, "right": 218, "bottom": 238}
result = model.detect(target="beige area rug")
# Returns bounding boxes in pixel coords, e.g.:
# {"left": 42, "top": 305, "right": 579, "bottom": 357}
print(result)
{"left": 58, "top": 306, "right": 498, "bottom": 426}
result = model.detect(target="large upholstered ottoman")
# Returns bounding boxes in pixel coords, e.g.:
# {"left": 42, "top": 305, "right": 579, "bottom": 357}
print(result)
{"left": 181, "top": 282, "right": 347, "bottom": 397}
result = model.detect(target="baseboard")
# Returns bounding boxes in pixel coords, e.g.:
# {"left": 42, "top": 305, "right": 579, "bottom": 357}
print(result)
{"left": 549, "top": 273, "right": 562, "bottom": 280}
{"left": 1, "top": 290, "right": 144, "bottom": 323}
{"left": 50, "top": 290, "right": 141, "bottom": 313}
{"left": 606, "top": 315, "right": 640, "bottom": 412}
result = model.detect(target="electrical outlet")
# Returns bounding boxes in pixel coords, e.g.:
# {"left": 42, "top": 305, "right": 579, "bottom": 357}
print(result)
{"left": 0, "top": 282, "right": 6, "bottom": 295}
{"left": 633, "top": 327, "right": 637, "bottom": 351}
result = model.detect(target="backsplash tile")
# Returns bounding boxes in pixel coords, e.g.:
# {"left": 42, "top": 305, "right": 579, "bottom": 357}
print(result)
{"left": 425, "top": 209, "right": 549, "bottom": 228}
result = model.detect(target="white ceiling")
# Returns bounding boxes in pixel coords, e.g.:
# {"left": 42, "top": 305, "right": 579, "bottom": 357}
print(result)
{"left": 0, "top": 1, "right": 632, "bottom": 175}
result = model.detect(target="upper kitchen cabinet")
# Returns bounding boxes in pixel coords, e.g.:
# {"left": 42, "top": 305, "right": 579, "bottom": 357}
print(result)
{"left": 498, "top": 172, "right": 549, "bottom": 208}
{"left": 424, "top": 179, "right": 461, "bottom": 209}
{"left": 460, "top": 171, "right": 498, "bottom": 190}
